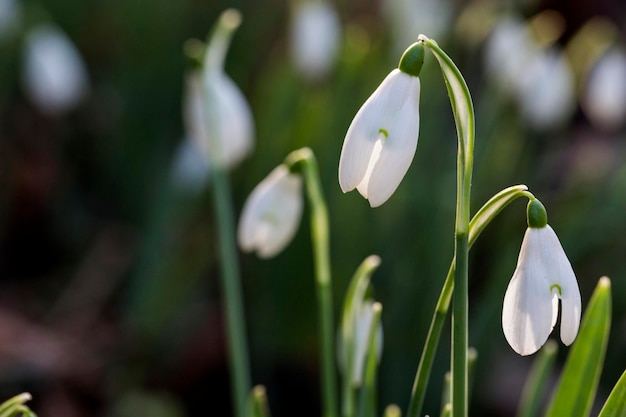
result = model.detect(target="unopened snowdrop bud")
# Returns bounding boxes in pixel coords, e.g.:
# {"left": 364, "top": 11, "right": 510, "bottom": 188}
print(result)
{"left": 582, "top": 47, "right": 626, "bottom": 131}
{"left": 502, "top": 199, "right": 582, "bottom": 356}
{"left": 238, "top": 165, "right": 304, "bottom": 258}
{"left": 351, "top": 300, "right": 383, "bottom": 385}
{"left": 289, "top": 0, "right": 340, "bottom": 81}
{"left": 338, "top": 42, "right": 423, "bottom": 207}
{"left": 22, "top": 24, "right": 89, "bottom": 115}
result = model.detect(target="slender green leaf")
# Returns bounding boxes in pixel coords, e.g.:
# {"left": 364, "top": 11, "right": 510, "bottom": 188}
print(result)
{"left": 358, "top": 302, "right": 382, "bottom": 417}
{"left": 598, "top": 370, "right": 626, "bottom": 417}
{"left": 544, "top": 277, "right": 612, "bottom": 417}
{"left": 383, "top": 405, "right": 402, "bottom": 417}
{"left": 517, "top": 341, "right": 558, "bottom": 417}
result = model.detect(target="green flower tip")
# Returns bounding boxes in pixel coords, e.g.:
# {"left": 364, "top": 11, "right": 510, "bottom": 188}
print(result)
{"left": 598, "top": 276, "right": 611, "bottom": 289}
{"left": 398, "top": 41, "right": 425, "bottom": 77}
{"left": 527, "top": 199, "right": 548, "bottom": 228}
{"left": 219, "top": 9, "right": 242, "bottom": 31}
{"left": 285, "top": 147, "right": 314, "bottom": 173}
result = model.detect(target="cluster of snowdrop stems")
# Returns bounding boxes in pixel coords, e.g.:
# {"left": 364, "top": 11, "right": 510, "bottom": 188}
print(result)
{"left": 196, "top": 8, "right": 622, "bottom": 417}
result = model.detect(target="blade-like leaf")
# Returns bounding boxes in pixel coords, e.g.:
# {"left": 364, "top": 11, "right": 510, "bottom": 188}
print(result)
{"left": 598, "top": 370, "right": 626, "bottom": 417}
{"left": 517, "top": 341, "right": 558, "bottom": 417}
{"left": 544, "top": 277, "right": 612, "bottom": 417}
{"left": 247, "top": 385, "right": 271, "bottom": 417}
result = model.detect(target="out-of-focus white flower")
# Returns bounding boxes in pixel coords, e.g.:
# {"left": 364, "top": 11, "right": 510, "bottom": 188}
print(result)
{"left": 383, "top": 0, "right": 451, "bottom": 56}
{"left": 22, "top": 24, "right": 89, "bottom": 115}
{"left": 351, "top": 300, "right": 383, "bottom": 385}
{"left": 338, "top": 43, "right": 423, "bottom": 208}
{"left": 502, "top": 199, "right": 581, "bottom": 356}
{"left": 582, "top": 47, "right": 626, "bottom": 131}
{"left": 515, "top": 48, "right": 575, "bottom": 130}
{"left": 169, "top": 137, "right": 211, "bottom": 192}
{"left": 184, "top": 70, "right": 254, "bottom": 170}
{"left": 289, "top": 0, "right": 340, "bottom": 81}
{"left": 238, "top": 165, "right": 303, "bottom": 258}
{"left": 484, "top": 16, "right": 537, "bottom": 94}
{"left": 0, "top": 0, "right": 21, "bottom": 40}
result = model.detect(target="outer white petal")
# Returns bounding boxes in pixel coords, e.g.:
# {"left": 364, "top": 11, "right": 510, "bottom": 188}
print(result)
{"left": 363, "top": 76, "right": 420, "bottom": 207}
{"left": 290, "top": 0, "right": 340, "bottom": 80}
{"left": 535, "top": 225, "right": 581, "bottom": 346}
{"left": 502, "top": 228, "right": 554, "bottom": 356}
{"left": 338, "top": 69, "right": 406, "bottom": 193}
{"left": 238, "top": 165, "right": 303, "bottom": 258}
{"left": 582, "top": 48, "right": 626, "bottom": 131}
{"left": 22, "top": 24, "right": 89, "bottom": 114}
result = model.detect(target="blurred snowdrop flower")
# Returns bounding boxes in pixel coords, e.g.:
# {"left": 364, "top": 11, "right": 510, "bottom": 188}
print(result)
{"left": 169, "top": 138, "right": 210, "bottom": 193}
{"left": 515, "top": 48, "right": 575, "bottom": 130}
{"left": 0, "top": 0, "right": 21, "bottom": 40}
{"left": 484, "top": 16, "right": 537, "bottom": 94}
{"left": 383, "top": 0, "right": 451, "bottom": 56}
{"left": 22, "top": 24, "right": 89, "bottom": 115}
{"left": 582, "top": 47, "right": 626, "bottom": 131}
{"left": 183, "top": 69, "right": 253, "bottom": 170}
{"left": 502, "top": 199, "right": 581, "bottom": 356}
{"left": 238, "top": 165, "right": 303, "bottom": 258}
{"left": 338, "top": 42, "right": 423, "bottom": 207}
{"left": 289, "top": 0, "right": 340, "bottom": 81}
{"left": 184, "top": 9, "right": 254, "bottom": 170}
{"left": 350, "top": 300, "right": 383, "bottom": 385}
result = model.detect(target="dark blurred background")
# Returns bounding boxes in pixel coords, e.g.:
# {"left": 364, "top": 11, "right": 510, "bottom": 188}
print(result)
{"left": 0, "top": 0, "right": 626, "bottom": 416}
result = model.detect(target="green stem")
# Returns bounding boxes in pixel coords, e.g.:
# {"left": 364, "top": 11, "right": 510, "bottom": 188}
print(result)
{"left": 407, "top": 185, "right": 531, "bottom": 417}
{"left": 213, "top": 166, "right": 252, "bottom": 417}
{"left": 289, "top": 148, "right": 338, "bottom": 417}
{"left": 452, "top": 233, "right": 469, "bottom": 417}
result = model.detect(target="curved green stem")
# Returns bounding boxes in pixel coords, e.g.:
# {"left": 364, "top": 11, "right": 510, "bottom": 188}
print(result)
{"left": 407, "top": 185, "right": 531, "bottom": 417}
{"left": 286, "top": 148, "right": 338, "bottom": 417}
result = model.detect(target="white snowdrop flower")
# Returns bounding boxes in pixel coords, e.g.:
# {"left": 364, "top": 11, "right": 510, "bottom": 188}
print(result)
{"left": 183, "top": 69, "right": 254, "bottom": 170}
{"left": 582, "top": 47, "right": 626, "bottom": 131}
{"left": 238, "top": 165, "right": 303, "bottom": 258}
{"left": 351, "top": 300, "right": 383, "bottom": 385}
{"left": 515, "top": 48, "right": 575, "bottom": 130}
{"left": 502, "top": 199, "right": 581, "bottom": 356}
{"left": 484, "top": 16, "right": 536, "bottom": 95}
{"left": 289, "top": 0, "right": 340, "bottom": 81}
{"left": 22, "top": 24, "right": 89, "bottom": 115}
{"left": 338, "top": 42, "right": 423, "bottom": 207}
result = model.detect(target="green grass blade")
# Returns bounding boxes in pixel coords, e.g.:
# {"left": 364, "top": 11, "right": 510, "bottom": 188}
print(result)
{"left": 544, "top": 277, "right": 612, "bottom": 417}
{"left": 598, "top": 370, "right": 626, "bottom": 417}
{"left": 517, "top": 341, "right": 558, "bottom": 417}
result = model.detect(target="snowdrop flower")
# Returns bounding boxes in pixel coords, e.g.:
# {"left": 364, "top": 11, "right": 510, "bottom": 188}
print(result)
{"left": 238, "top": 165, "right": 303, "bottom": 258}
{"left": 338, "top": 42, "right": 423, "bottom": 207}
{"left": 183, "top": 69, "right": 254, "bottom": 170}
{"left": 515, "top": 47, "right": 575, "bottom": 131}
{"left": 502, "top": 199, "right": 581, "bottom": 356}
{"left": 22, "top": 24, "right": 89, "bottom": 115}
{"left": 582, "top": 47, "right": 626, "bottom": 131}
{"left": 289, "top": 0, "right": 340, "bottom": 81}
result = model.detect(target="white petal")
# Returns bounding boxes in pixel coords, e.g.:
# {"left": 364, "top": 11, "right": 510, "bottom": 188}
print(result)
{"left": 22, "top": 24, "right": 89, "bottom": 114}
{"left": 535, "top": 225, "right": 581, "bottom": 345}
{"left": 502, "top": 228, "right": 554, "bottom": 356}
{"left": 364, "top": 77, "right": 420, "bottom": 207}
{"left": 238, "top": 165, "right": 303, "bottom": 258}
{"left": 338, "top": 69, "right": 407, "bottom": 193}
{"left": 352, "top": 301, "right": 383, "bottom": 385}
{"left": 550, "top": 292, "right": 558, "bottom": 331}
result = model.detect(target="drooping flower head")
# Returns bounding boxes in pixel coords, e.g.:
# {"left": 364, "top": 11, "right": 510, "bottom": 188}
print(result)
{"left": 238, "top": 165, "right": 304, "bottom": 258}
{"left": 338, "top": 42, "right": 424, "bottom": 207}
{"left": 502, "top": 199, "right": 582, "bottom": 356}
{"left": 184, "top": 9, "right": 254, "bottom": 171}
